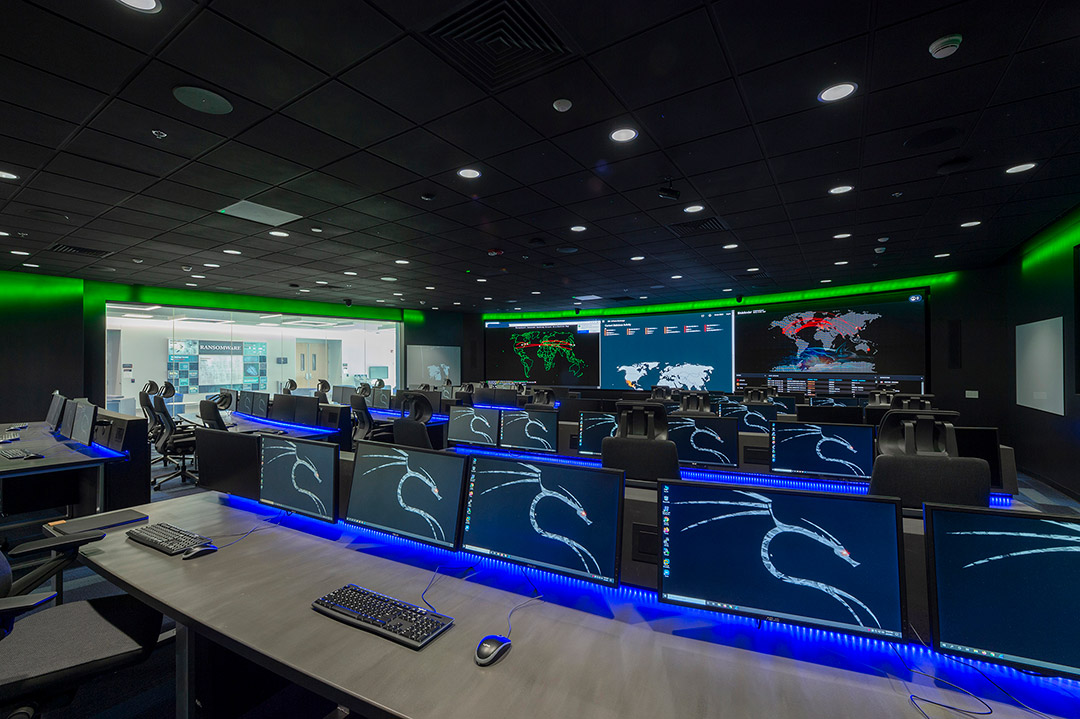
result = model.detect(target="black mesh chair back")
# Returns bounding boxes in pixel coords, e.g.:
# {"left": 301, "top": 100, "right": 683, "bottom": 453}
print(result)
{"left": 158, "top": 381, "right": 176, "bottom": 399}
{"left": 317, "top": 379, "right": 331, "bottom": 393}
{"left": 878, "top": 409, "right": 960, "bottom": 456}
{"left": 602, "top": 436, "right": 680, "bottom": 488}
{"left": 351, "top": 394, "right": 375, "bottom": 440}
{"left": 138, "top": 391, "right": 161, "bottom": 438}
{"left": 400, "top": 392, "right": 434, "bottom": 424}
{"left": 314, "top": 390, "right": 328, "bottom": 404}
{"left": 650, "top": 385, "right": 673, "bottom": 400}
{"left": 528, "top": 387, "right": 556, "bottom": 407}
{"left": 393, "top": 419, "right": 433, "bottom": 449}
{"left": 357, "top": 383, "right": 372, "bottom": 397}
{"left": 282, "top": 379, "right": 297, "bottom": 395}
{"left": 869, "top": 454, "right": 990, "bottom": 510}
{"left": 615, "top": 400, "right": 670, "bottom": 441}
{"left": 199, "top": 400, "right": 229, "bottom": 431}
{"left": 151, "top": 395, "right": 179, "bottom": 453}
{"left": 677, "top": 391, "right": 711, "bottom": 414}
{"left": 141, "top": 380, "right": 159, "bottom": 395}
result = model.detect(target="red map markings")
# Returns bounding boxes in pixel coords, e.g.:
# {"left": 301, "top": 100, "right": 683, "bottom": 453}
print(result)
{"left": 780, "top": 317, "right": 859, "bottom": 336}
{"left": 514, "top": 340, "right": 574, "bottom": 349}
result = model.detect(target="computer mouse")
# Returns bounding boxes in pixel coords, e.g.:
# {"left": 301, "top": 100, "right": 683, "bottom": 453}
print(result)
{"left": 474, "top": 634, "right": 511, "bottom": 666}
{"left": 181, "top": 544, "right": 218, "bottom": 560}
{"left": 23, "top": 453, "right": 43, "bottom": 460}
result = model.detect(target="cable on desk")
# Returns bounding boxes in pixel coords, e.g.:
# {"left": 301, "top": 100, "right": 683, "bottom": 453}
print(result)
{"left": 891, "top": 645, "right": 993, "bottom": 719}
{"left": 212, "top": 511, "right": 290, "bottom": 549}
{"left": 419, "top": 563, "right": 477, "bottom": 614}
{"left": 506, "top": 568, "right": 544, "bottom": 638}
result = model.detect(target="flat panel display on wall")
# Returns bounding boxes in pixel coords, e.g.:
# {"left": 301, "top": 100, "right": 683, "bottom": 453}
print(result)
{"left": 1015, "top": 316, "right": 1064, "bottom": 416}
{"left": 167, "top": 339, "right": 268, "bottom": 394}
{"left": 406, "top": 344, "right": 461, "bottom": 387}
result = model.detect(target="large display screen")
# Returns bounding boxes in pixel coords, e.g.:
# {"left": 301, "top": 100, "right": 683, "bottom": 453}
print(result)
{"left": 770, "top": 420, "right": 875, "bottom": 479}
{"left": 447, "top": 406, "right": 501, "bottom": 446}
{"left": 485, "top": 323, "right": 600, "bottom": 386}
{"left": 347, "top": 442, "right": 469, "bottom": 549}
{"left": 259, "top": 436, "right": 338, "bottom": 522}
{"left": 927, "top": 506, "right": 1080, "bottom": 678}
{"left": 734, "top": 292, "right": 926, "bottom": 394}
{"left": 660, "top": 482, "right": 905, "bottom": 639}
{"left": 499, "top": 409, "right": 558, "bottom": 453}
{"left": 167, "top": 339, "right": 268, "bottom": 394}
{"left": 599, "top": 311, "right": 733, "bottom": 391}
{"left": 667, "top": 415, "right": 739, "bottom": 468}
{"left": 463, "top": 456, "right": 623, "bottom": 585}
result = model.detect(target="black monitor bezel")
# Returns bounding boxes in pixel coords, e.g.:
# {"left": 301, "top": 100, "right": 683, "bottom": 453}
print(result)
{"left": 250, "top": 392, "right": 270, "bottom": 418}
{"left": 268, "top": 393, "right": 296, "bottom": 423}
{"left": 768, "top": 419, "right": 876, "bottom": 480}
{"left": 236, "top": 390, "right": 255, "bottom": 415}
{"left": 463, "top": 455, "right": 625, "bottom": 587}
{"left": 924, "top": 503, "right": 1080, "bottom": 680}
{"left": 667, "top": 413, "right": 739, "bottom": 469}
{"left": 292, "top": 394, "right": 320, "bottom": 427}
{"left": 657, "top": 479, "right": 908, "bottom": 641}
{"left": 71, "top": 402, "right": 98, "bottom": 447}
{"left": 45, "top": 393, "right": 66, "bottom": 430}
{"left": 498, "top": 408, "right": 558, "bottom": 453}
{"left": 576, "top": 410, "right": 618, "bottom": 456}
{"left": 194, "top": 427, "right": 261, "bottom": 500}
{"left": 346, "top": 439, "right": 469, "bottom": 550}
{"left": 446, "top": 405, "right": 501, "bottom": 447}
{"left": 258, "top": 435, "right": 339, "bottom": 523}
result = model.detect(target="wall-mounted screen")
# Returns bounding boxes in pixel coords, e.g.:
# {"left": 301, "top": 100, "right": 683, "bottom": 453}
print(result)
{"left": 485, "top": 323, "right": 600, "bottom": 386}
{"left": 599, "top": 311, "right": 733, "bottom": 391}
{"left": 167, "top": 339, "right": 268, "bottom": 394}
{"left": 1015, "top": 316, "right": 1064, "bottom": 416}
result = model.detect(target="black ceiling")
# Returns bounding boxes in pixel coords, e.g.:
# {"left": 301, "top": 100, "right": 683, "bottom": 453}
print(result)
{"left": 2, "top": 0, "right": 1079, "bottom": 313}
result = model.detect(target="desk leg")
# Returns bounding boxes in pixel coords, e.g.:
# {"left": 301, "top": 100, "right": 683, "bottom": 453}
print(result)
{"left": 96, "top": 464, "right": 105, "bottom": 513}
{"left": 176, "top": 624, "right": 197, "bottom": 719}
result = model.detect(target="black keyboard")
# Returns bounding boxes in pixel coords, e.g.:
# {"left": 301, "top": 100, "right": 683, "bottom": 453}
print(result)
{"left": 126, "top": 522, "right": 212, "bottom": 556}
{"left": 0, "top": 447, "right": 37, "bottom": 460}
{"left": 312, "top": 584, "right": 454, "bottom": 650}
{"left": 0, "top": 432, "right": 20, "bottom": 442}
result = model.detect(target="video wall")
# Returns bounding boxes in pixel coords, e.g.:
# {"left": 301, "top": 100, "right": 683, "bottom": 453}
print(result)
{"left": 167, "top": 339, "right": 268, "bottom": 394}
{"left": 484, "top": 291, "right": 927, "bottom": 393}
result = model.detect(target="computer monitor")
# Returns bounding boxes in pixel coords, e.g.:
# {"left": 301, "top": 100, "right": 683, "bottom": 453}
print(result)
{"left": 293, "top": 395, "right": 319, "bottom": 426}
{"left": 331, "top": 385, "right": 354, "bottom": 405}
{"left": 811, "top": 396, "right": 863, "bottom": 408}
{"left": 926, "top": 505, "right": 1080, "bottom": 678}
{"left": 258, "top": 436, "right": 339, "bottom": 522}
{"left": 269, "top": 393, "right": 296, "bottom": 423}
{"left": 447, "top": 406, "right": 500, "bottom": 446}
{"left": 719, "top": 402, "right": 778, "bottom": 433}
{"left": 194, "top": 428, "right": 260, "bottom": 500}
{"left": 346, "top": 441, "right": 469, "bottom": 549}
{"left": 767, "top": 396, "right": 797, "bottom": 413}
{"left": 370, "top": 388, "right": 391, "bottom": 409}
{"left": 251, "top": 392, "right": 270, "bottom": 419}
{"left": 58, "top": 399, "right": 79, "bottom": 440}
{"left": 236, "top": 390, "right": 254, "bottom": 415}
{"left": 71, "top": 402, "right": 98, "bottom": 447}
{"left": 463, "top": 456, "right": 623, "bottom": 586}
{"left": 499, "top": 409, "right": 558, "bottom": 453}
{"left": 659, "top": 481, "right": 905, "bottom": 639}
{"left": 770, "top": 420, "right": 875, "bottom": 480}
{"left": 667, "top": 415, "right": 739, "bottom": 468}
{"left": 45, "top": 393, "right": 66, "bottom": 430}
{"left": 577, "top": 411, "right": 618, "bottom": 455}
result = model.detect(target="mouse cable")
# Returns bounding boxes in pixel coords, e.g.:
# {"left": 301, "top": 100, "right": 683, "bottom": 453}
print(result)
{"left": 891, "top": 644, "right": 993, "bottom": 719}
{"left": 212, "top": 510, "right": 290, "bottom": 549}
{"left": 908, "top": 623, "right": 1057, "bottom": 719}
{"left": 420, "top": 563, "right": 477, "bottom": 614}
{"left": 506, "top": 568, "right": 544, "bottom": 638}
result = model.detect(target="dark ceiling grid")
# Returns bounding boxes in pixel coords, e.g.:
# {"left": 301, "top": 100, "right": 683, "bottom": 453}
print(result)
{"left": 0, "top": 0, "right": 1077, "bottom": 312}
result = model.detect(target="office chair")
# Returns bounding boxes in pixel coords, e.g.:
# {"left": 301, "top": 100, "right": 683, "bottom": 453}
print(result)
{"left": 282, "top": 379, "right": 297, "bottom": 395}
{"left": 350, "top": 395, "right": 393, "bottom": 446}
{"left": 417, "top": 383, "right": 433, "bottom": 391}
{"left": 526, "top": 387, "right": 556, "bottom": 408}
{"left": 357, "top": 383, "right": 372, "bottom": 398}
{"left": 869, "top": 454, "right": 990, "bottom": 512}
{"left": 157, "top": 381, "right": 175, "bottom": 399}
{"left": 198, "top": 400, "right": 230, "bottom": 431}
{"left": 650, "top": 385, "right": 673, "bottom": 400}
{"left": 138, "top": 391, "right": 162, "bottom": 443}
{"left": 317, "top": 379, "right": 331, "bottom": 393}
{"left": 614, "top": 400, "right": 670, "bottom": 441}
{"left": 393, "top": 419, "right": 433, "bottom": 450}
{"left": 602, "top": 437, "right": 680, "bottom": 489}
{"left": 314, "top": 390, "right": 328, "bottom": 404}
{"left": 0, "top": 532, "right": 163, "bottom": 719}
{"left": 400, "top": 392, "right": 434, "bottom": 424}
{"left": 878, "top": 409, "right": 960, "bottom": 457}
{"left": 890, "top": 393, "right": 934, "bottom": 409}
{"left": 676, "top": 391, "right": 711, "bottom": 414}
{"left": 151, "top": 395, "right": 198, "bottom": 489}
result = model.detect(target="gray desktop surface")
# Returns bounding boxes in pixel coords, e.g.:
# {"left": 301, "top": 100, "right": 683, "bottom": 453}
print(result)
{"left": 0, "top": 421, "right": 123, "bottom": 479}
{"left": 176, "top": 412, "right": 334, "bottom": 439}
{"left": 75, "top": 492, "right": 1032, "bottom": 719}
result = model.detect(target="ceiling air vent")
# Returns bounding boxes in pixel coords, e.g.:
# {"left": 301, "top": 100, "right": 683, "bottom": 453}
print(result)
{"left": 48, "top": 243, "right": 114, "bottom": 258}
{"left": 426, "top": 0, "right": 571, "bottom": 91}
{"left": 668, "top": 216, "right": 729, "bottom": 237}
{"left": 609, "top": 295, "right": 636, "bottom": 301}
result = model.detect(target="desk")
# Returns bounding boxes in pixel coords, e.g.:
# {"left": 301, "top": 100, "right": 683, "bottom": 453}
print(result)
{"left": 72, "top": 493, "right": 1071, "bottom": 719}
{"left": 176, "top": 413, "right": 338, "bottom": 440}
{"left": 0, "top": 422, "right": 126, "bottom": 516}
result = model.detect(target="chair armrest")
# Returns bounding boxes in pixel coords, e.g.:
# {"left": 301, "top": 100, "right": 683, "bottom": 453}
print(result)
{"left": 10, "top": 530, "right": 106, "bottom": 557}
{"left": 0, "top": 591, "right": 56, "bottom": 617}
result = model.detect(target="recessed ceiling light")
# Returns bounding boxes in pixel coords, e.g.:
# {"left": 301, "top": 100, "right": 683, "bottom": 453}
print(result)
{"left": 935, "top": 253, "right": 951, "bottom": 258}
{"left": 393, "top": 292, "right": 403, "bottom": 296}
{"left": 10, "top": 250, "right": 29, "bottom": 256}
{"left": 0, "top": 171, "right": 19, "bottom": 180}
{"left": 114, "top": 0, "right": 162, "bottom": 13}
{"left": 683, "top": 204, "right": 705, "bottom": 213}
{"left": 298, "top": 289, "right": 311, "bottom": 293}
{"left": 453, "top": 302, "right": 461, "bottom": 306}
{"left": 820, "top": 279, "right": 832, "bottom": 283}
{"left": 818, "top": 82, "right": 858, "bottom": 102}
{"left": 960, "top": 221, "right": 981, "bottom": 228}
{"left": 22, "top": 263, "right": 39, "bottom": 268}
{"left": 376, "top": 299, "right": 385, "bottom": 303}
{"left": 671, "top": 275, "right": 683, "bottom": 279}
{"left": 425, "top": 286, "right": 435, "bottom": 290}
{"left": 531, "top": 291, "right": 541, "bottom": 295}
{"left": 185, "top": 282, "right": 197, "bottom": 286}
{"left": 260, "top": 314, "right": 281, "bottom": 319}
{"left": 223, "top": 249, "right": 241, "bottom": 255}
{"left": 395, "top": 259, "right": 409, "bottom": 264}
{"left": 630, "top": 256, "right": 645, "bottom": 261}
{"left": 723, "top": 288, "right": 733, "bottom": 292}
{"left": 380, "top": 277, "right": 397, "bottom": 282}
{"left": 1005, "top": 163, "right": 1036, "bottom": 174}
{"left": 457, "top": 168, "right": 481, "bottom": 179}
{"left": 570, "top": 225, "right": 586, "bottom": 232}
{"left": 829, "top": 185, "right": 854, "bottom": 194}
{"left": 190, "top": 274, "right": 205, "bottom": 278}
{"left": 513, "top": 307, "right": 521, "bottom": 310}
{"left": 343, "top": 271, "right": 357, "bottom": 276}
{"left": 552, "top": 99, "right": 572, "bottom": 113}
{"left": 723, "top": 243, "right": 738, "bottom": 250}
{"left": 0, "top": 231, "right": 8, "bottom": 236}
{"left": 573, "top": 302, "right": 582, "bottom": 305}
{"left": 609, "top": 128, "right": 637, "bottom": 142}
{"left": 878, "top": 237, "right": 890, "bottom": 243}
{"left": 315, "top": 280, "right": 328, "bottom": 285}
{"left": 203, "top": 263, "right": 220, "bottom": 268}
{"left": 123, "top": 313, "right": 155, "bottom": 318}
{"left": 310, "top": 227, "right": 322, "bottom": 233}
{"left": 833, "top": 233, "right": 852, "bottom": 239}
{"left": 834, "top": 261, "right": 848, "bottom": 266}
{"left": 476, "top": 278, "right": 487, "bottom": 282}
{"left": 639, "top": 296, "right": 647, "bottom": 299}
{"left": 747, "top": 267, "right": 760, "bottom": 272}
{"left": 431, "top": 307, "right": 440, "bottom": 310}
{"left": 269, "top": 231, "right": 289, "bottom": 237}
{"left": 483, "top": 297, "right": 493, "bottom": 300}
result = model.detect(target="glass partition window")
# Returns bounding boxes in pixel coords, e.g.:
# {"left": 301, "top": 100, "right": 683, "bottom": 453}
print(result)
{"left": 105, "top": 304, "right": 399, "bottom": 414}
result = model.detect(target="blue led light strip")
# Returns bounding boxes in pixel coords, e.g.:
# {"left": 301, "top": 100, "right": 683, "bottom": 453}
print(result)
{"left": 450, "top": 446, "right": 1013, "bottom": 504}
{"left": 369, "top": 408, "right": 450, "bottom": 423}
{"left": 230, "top": 412, "right": 337, "bottom": 434}
{"left": 473, "top": 404, "right": 523, "bottom": 412}
{"left": 90, "top": 442, "right": 127, "bottom": 458}
{"left": 220, "top": 494, "right": 1069, "bottom": 710}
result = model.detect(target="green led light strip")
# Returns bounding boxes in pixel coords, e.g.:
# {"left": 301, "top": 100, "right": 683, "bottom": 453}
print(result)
{"left": 1021, "top": 205, "right": 1080, "bottom": 274}
{"left": 482, "top": 272, "right": 959, "bottom": 321}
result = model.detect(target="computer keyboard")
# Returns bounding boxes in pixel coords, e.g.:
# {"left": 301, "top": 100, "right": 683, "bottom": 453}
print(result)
{"left": 126, "top": 522, "right": 213, "bottom": 556}
{"left": 312, "top": 584, "right": 454, "bottom": 650}
{"left": 0, "top": 447, "right": 39, "bottom": 460}
{"left": 0, "top": 432, "right": 20, "bottom": 442}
